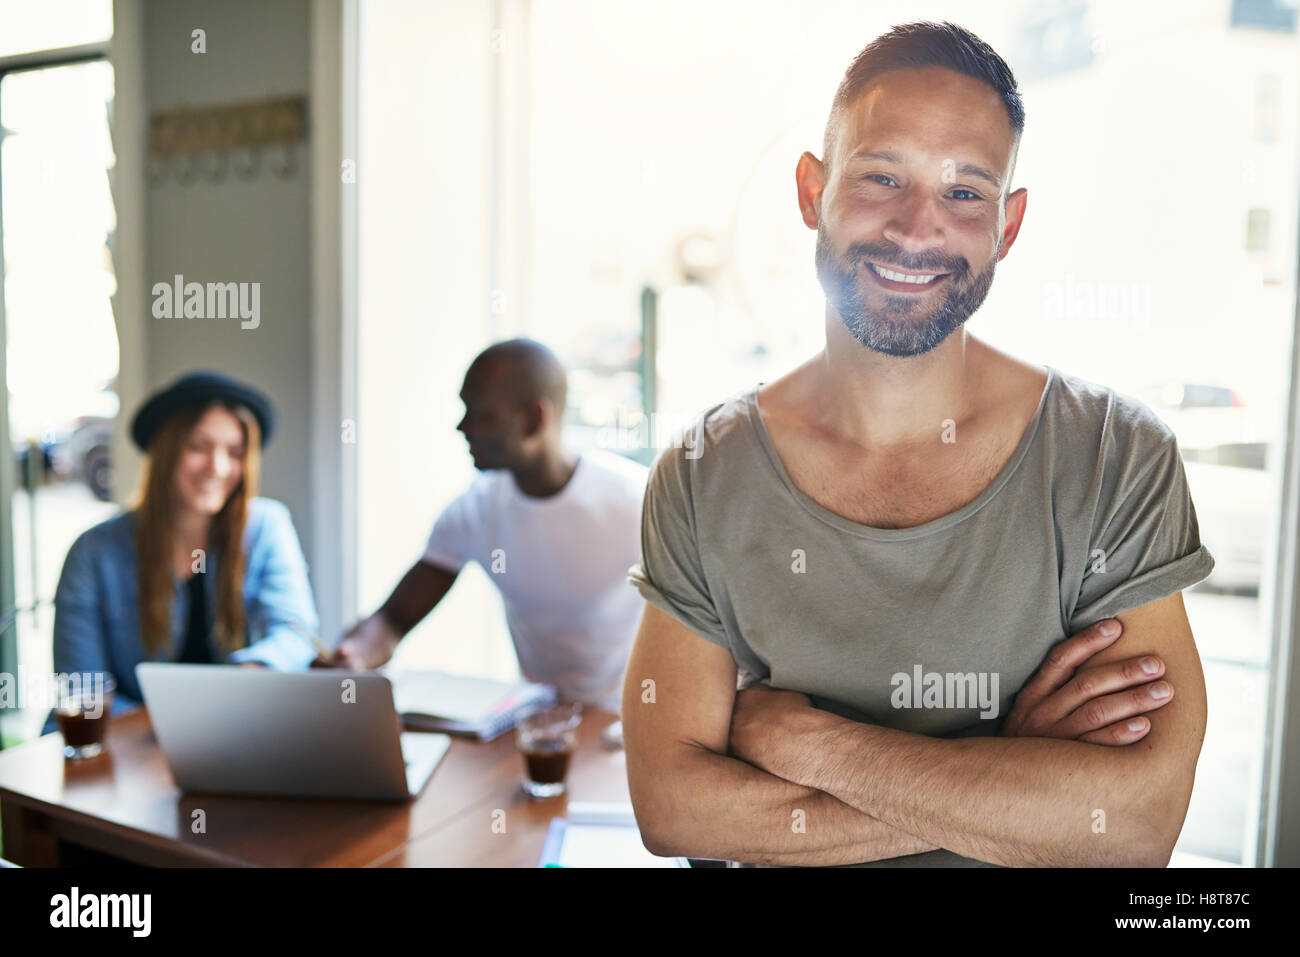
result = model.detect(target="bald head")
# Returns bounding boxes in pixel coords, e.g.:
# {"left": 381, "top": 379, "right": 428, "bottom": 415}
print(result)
{"left": 468, "top": 338, "right": 568, "bottom": 416}
{"left": 457, "top": 338, "right": 569, "bottom": 473}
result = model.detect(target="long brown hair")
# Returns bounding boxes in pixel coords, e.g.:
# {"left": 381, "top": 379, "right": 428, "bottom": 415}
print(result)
{"left": 134, "top": 401, "right": 262, "bottom": 657}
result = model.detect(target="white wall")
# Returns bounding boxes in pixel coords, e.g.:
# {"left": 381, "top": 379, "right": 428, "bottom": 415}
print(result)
{"left": 141, "top": 0, "right": 316, "bottom": 559}
{"left": 110, "top": 0, "right": 147, "bottom": 506}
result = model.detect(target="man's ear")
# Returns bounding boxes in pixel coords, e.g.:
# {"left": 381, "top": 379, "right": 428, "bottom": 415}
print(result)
{"left": 997, "top": 186, "right": 1028, "bottom": 262}
{"left": 796, "top": 151, "right": 826, "bottom": 230}
{"left": 523, "top": 398, "right": 552, "bottom": 438}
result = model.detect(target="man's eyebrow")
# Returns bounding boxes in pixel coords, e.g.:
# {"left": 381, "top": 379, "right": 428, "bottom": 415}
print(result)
{"left": 848, "top": 148, "right": 1002, "bottom": 191}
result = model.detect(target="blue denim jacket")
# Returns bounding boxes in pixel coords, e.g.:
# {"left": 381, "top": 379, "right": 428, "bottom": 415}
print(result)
{"left": 51, "top": 497, "right": 320, "bottom": 717}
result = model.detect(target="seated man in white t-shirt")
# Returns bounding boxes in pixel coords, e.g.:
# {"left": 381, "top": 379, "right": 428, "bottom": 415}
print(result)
{"left": 331, "top": 338, "right": 648, "bottom": 712}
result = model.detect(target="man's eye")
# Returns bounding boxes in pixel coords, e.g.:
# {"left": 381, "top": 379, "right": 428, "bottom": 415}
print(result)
{"left": 948, "top": 189, "right": 979, "bottom": 200}
{"left": 866, "top": 174, "right": 897, "bottom": 187}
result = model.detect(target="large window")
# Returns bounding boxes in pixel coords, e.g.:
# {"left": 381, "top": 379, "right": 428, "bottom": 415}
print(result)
{"left": 0, "top": 2, "right": 116, "bottom": 747}
{"left": 358, "top": 0, "right": 1298, "bottom": 866}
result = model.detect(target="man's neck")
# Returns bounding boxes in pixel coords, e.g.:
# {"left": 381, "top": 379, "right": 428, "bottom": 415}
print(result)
{"left": 809, "top": 310, "right": 990, "bottom": 450}
{"left": 512, "top": 444, "right": 580, "bottom": 498}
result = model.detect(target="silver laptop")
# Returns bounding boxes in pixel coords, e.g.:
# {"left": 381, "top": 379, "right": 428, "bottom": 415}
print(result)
{"left": 136, "top": 663, "right": 451, "bottom": 801}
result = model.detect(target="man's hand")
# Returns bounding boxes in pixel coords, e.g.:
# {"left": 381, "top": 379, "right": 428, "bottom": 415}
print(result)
{"left": 321, "top": 561, "right": 457, "bottom": 669}
{"left": 729, "top": 618, "right": 1175, "bottom": 766}
{"left": 728, "top": 684, "right": 815, "bottom": 770}
{"left": 327, "top": 614, "right": 401, "bottom": 671}
{"left": 1000, "top": 618, "right": 1174, "bottom": 745}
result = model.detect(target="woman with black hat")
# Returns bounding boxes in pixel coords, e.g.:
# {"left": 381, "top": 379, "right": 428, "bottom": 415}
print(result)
{"left": 51, "top": 371, "right": 320, "bottom": 714}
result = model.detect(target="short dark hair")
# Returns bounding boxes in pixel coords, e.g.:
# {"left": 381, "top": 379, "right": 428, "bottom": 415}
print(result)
{"left": 822, "top": 21, "right": 1024, "bottom": 179}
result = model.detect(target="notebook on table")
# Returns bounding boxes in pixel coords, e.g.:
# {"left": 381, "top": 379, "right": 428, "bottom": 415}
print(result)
{"left": 385, "top": 669, "right": 557, "bottom": 741}
{"left": 538, "top": 803, "right": 689, "bottom": 868}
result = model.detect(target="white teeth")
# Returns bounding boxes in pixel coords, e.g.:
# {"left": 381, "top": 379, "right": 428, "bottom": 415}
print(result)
{"left": 870, "top": 263, "right": 940, "bottom": 284}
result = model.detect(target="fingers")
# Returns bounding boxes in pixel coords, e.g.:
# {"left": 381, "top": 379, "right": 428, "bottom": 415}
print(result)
{"left": 313, "top": 639, "right": 357, "bottom": 670}
{"left": 1055, "top": 679, "right": 1175, "bottom": 740}
{"left": 1031, "top": 654, "right": 1166, "bottom": 728}
{"left": 1077, "top": 716, "right": 1153, "bottom": 747}
{"left": 313, "top": 649, "right": 353, "bottom": 669}
{"left": 1017, "top": 619, "right": 1124, "bottom": 706}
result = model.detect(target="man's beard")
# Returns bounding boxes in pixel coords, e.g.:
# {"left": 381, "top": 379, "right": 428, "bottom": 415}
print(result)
{"left": 815, "top": 228, "right": 999, "bottom": 357}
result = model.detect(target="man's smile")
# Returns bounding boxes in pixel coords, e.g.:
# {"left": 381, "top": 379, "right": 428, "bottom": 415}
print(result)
{"left": 864, "top": 260, "right": 951, "bottom": 293}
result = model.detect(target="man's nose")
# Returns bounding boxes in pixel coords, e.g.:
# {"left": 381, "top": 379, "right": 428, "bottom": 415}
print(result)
{"left": 881, "top": 188, "right": 946, "bottom": 257}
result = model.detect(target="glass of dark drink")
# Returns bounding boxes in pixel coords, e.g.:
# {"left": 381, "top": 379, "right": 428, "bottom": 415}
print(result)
{"left": 516, "top": 702, "right": 582, "bottom": 798}
{"left": 55, "top": 673, "right": 115, "bottom": 760}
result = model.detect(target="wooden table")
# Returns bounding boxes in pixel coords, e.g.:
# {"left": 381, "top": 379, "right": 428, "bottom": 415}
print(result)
{"left": 0, "top": 706, "right": 630, "bottom": 867}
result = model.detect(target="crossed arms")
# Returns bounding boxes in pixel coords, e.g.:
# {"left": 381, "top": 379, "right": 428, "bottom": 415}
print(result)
{"left": 622, "top": 592, "right": 1207, "bottom": 867}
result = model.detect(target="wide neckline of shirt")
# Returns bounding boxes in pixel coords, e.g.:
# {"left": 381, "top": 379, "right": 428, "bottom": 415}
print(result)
{"left": 504, "top": 451, "right": 589, "bottom": 508}
{"left": 744, "top": 364, "right": 1057, "bottom": 542}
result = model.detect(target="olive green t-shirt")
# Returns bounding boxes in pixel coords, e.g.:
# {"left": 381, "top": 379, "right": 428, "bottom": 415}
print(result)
{"left": 628, "top": 365, "right": 1215, "bottom": 867}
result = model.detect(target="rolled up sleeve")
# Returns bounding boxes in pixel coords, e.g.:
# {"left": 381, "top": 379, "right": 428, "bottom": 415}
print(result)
{"left": 626, "top": 445, "right": 730, "bottom": 649}
{"left": 1069, "top": 433, "right": 1216, "bottom": 632}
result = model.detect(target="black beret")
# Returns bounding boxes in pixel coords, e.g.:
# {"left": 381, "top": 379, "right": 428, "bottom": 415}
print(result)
{"left": 130, "top": 371, "right": 275, "bottom": 451}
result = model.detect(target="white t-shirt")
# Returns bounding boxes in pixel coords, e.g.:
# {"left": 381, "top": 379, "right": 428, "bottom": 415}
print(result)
{"left": 423, "top": 448, "right": 649, "bottom": 712}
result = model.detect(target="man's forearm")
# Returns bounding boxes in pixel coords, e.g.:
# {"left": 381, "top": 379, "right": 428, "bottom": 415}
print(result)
{"left": 635, "top": 744, "right": 940, "bottom": 865}
{"left": 378, "top": 562, "right": 457, "bottom": 636}
{"left": 771, "top": 711, "right": 1174, "bottom": 867}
